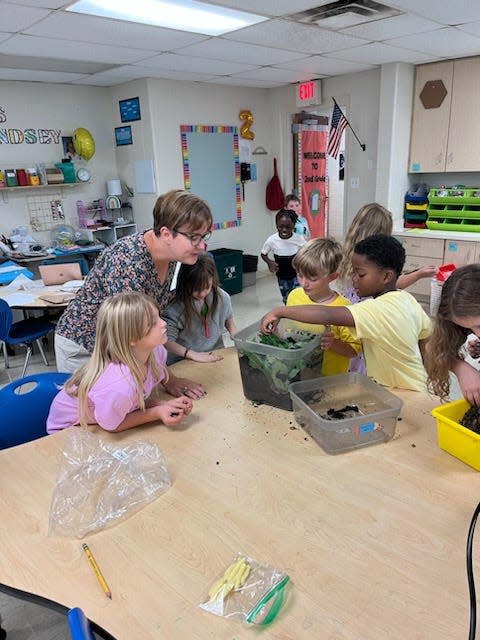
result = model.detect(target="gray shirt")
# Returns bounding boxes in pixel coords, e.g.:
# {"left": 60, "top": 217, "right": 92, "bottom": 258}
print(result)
{"left": 163, "top": 288, "right": 233, "bottom": 364}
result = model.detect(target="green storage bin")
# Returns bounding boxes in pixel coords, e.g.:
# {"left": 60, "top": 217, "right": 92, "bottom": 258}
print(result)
{"left": 210, "top": 248, "right": 243, "bottom": 295}
{"left": 55, "top": 162, "right": 76, "bottom": 183}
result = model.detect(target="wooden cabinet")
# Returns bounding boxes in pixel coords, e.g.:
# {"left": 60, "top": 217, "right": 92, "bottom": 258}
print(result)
{"left": 443, "top": 239, "right": 476, "bottom": 266}
{"left": 409, "top": 57, "right": 480, "bottom": 173}
{"left": 398, "top": 237, "right": 444, "bottom": 297}
{"left": 409, "top": 61, "right": 453, "bottom": 173}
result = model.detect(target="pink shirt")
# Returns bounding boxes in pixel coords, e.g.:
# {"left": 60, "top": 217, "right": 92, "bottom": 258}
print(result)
{"left": 46, "top": 346, "right": 167, "bottom": 434}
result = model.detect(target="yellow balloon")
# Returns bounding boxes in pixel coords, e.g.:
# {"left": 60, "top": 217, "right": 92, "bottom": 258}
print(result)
{"left": 73, "top": 127, "right": 95, "bottom": 161}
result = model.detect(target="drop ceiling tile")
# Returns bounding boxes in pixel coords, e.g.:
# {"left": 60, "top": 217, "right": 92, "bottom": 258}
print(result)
{"left": 0, "top": 67, "right": 87, "bottom": 82}
{"left": 1, "top": 2, "right": 50, "bottom": 31}
{"left": 138, "top": 52, "right": 256, "bottom": 74}
{"left": 340, "top": 14, "right": 443, "bottom": 40}
{"left": 276, "top": 55, "right": 375, "bottom": 75}
{"left": 457, "top": 21, "right": 480, "bottom": 38}
{"left": 223, "top": 18, "right": 367, "bottom": 55}
{"left": 174, "top": 38, "right": 307, "bottom": 65}
{"left": 324, "top": 42, "right": 439, "bottom": 64}
{"left": 25, "top": 12, "right": 209, "bottom": 50}
{"left": 387, "top": 27, "right": 480, "bottom": 58}
{"left": 6, "top": 0, "right": 67, "bottom": 7}
{"left": 205, "top": 75, "right": 283, "bottom": 88}
{"left": 0, "top": 32, "right": 12, "bottom": 44}
{"left": 387, "top": 0, "right": 480, "bottom": 25}
{"left": 232, "top": 66, "right": 305, "bottom": 82}
{"left": 204, "top": 0, "right": 328, "bottom": 18}
{"left": 0, "top": 53, "right": 113, "bottom": 73}
{"left": 0, "top": 34, "right": 157, "bottom": 64}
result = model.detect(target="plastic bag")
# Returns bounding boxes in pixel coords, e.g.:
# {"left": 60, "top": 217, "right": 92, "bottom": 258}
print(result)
{"left": 48, "top": 429, "right": 170, "bottom": 538}
{"left": 199, "top": 553, "right": 289, "bottom": 626}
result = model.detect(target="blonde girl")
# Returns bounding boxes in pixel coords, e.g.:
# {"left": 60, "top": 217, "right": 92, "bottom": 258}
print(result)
{"left": 47, "top": 292, "right": 193, "bottom": 433}
{"left": 425, "top": 264, "right": 480, "bottom": 406}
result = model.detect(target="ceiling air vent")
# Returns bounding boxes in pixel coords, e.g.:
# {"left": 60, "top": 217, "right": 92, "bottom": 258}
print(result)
{"left": 288, "top": 0, "right": 403, "bottom": 30}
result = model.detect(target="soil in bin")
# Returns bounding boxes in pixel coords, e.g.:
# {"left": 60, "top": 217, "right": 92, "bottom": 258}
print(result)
{"left": 461, "top": 406, "right": 480, "bottom": 434}
{"left": 238, "top": 354, "right": 300, "bottom": 410}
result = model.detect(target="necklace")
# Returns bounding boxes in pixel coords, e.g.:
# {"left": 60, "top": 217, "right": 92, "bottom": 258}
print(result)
{"left": 313, "top": 292, "right": 336, "bottom": 304}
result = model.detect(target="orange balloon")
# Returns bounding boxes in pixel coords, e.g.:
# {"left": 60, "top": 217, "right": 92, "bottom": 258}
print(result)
{"left": 239, "top": 110, "right": 255, "bottom": 140}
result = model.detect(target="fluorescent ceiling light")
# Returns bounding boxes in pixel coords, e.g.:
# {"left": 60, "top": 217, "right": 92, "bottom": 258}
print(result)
{"left": 67, "top": 0, "right": 267, "bottom": 36}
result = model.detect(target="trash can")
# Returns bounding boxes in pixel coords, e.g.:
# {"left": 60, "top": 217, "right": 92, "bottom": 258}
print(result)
{"left": 242, "top": 254, "right": 258, "bottom": 288}
{"left": 210, "top": 248, "right": 243, "bottom": 295}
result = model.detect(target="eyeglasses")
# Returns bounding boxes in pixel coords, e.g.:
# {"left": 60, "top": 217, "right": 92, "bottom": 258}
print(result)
{"left": 174, "top": 230, "right": 212, "bottom": 246}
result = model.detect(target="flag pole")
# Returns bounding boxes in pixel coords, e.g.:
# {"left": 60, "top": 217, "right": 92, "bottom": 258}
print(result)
{"left": 332, "top": 97, "right": 366, "bottom": 152}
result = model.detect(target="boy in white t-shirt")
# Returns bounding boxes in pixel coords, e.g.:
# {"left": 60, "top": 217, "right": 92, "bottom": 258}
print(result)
{"left": 261, "top": 234, "right": 432, "bottom": 392}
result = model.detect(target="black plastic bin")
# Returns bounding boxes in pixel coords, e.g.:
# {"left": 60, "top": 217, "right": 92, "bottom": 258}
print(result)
{"left": 210, "top": 248, "right": 243, "bottom": 295}
{"left": 242, "top": 254, "right": 258, "bottom": 288}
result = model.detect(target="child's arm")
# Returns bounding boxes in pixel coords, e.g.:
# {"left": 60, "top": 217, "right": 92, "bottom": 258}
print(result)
{"left": 451, "top": 359, "right": 480, "bottom": 406}
{"left": 261, "top": 304, "right": 354, "bottom": 334}
{"left": 261, "top": 252, "right": 278, "bottom": 273}
{"left": 226, "top": 317, "right": 237, "bottom": 337}
{"left": 108, "top": 397, "right": 193, "bottom": 432}
{"left": 398, "top": 265, "right": 437, "bottom": 289}
{"left": 326, "top": 338, "right": 358, "bottom": 359}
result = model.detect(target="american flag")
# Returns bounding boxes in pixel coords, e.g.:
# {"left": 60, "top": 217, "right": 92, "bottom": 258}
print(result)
{"left": 327, "top": 103, "right": 348, "bottom": 159}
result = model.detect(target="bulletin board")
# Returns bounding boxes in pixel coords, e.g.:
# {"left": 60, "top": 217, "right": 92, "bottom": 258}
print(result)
{"left": 180, "top": 125, "right": 241, "bottom": 230}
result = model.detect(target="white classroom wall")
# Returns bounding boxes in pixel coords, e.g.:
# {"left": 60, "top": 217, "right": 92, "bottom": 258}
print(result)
{"left": 0, "top": 70, "right": 389, "bottom": 257}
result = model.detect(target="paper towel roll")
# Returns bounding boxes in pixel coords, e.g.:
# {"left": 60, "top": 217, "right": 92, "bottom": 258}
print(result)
{"left": 107, "top": 179, "right": 122, "bottom": 196}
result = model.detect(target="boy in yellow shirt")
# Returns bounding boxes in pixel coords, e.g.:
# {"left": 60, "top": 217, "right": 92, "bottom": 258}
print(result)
{"left": 287, "top": 237, "right": 361, "bottom": 375}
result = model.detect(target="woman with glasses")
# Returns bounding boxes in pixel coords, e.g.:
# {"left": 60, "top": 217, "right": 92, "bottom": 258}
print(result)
{"left": 54, "top": 189, "right": 212, "bottom": 399}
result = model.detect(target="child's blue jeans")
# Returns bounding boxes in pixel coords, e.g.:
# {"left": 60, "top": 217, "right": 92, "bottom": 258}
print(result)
{"left": 277, "top": 276, "right": 299, "bottom": 304}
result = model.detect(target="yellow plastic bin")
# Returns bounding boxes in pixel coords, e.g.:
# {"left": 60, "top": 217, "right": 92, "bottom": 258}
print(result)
{"left": 431, "top": 399, "right": 480, "bottom": 470}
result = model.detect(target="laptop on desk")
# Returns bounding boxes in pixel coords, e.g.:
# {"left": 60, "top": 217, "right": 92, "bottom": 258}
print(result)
{"left": 39, "top": 263, "right": 82, "bottom": 286}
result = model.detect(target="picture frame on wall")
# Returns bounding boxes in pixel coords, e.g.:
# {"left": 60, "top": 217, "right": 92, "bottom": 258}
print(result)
{"left": 119, "top": 96, "right": 141, "bottom": 123}
{"left": 115, "top": 126, "right": 133, "bottom": 146}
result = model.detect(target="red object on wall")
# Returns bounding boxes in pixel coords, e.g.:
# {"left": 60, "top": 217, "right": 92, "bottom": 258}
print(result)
{"left": 265, "top": 158, "right": 285, "bottom": 210}
{"left": 298, "top": 128, "right": 327, "bottom": 238}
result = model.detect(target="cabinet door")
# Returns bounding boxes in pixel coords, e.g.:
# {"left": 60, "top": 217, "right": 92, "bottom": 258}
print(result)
{"left": 408, "top": 61, "right": 453, "bottom": 173}
{"left": 398, "top": 236, "right": 444, "bottom": 259}
{"left": 403, "top": 256, "right": 443, "bottom": 296}
{"left": 444, "top": 239, "right": 476, "bottom": 266}
{"left": 447, "top": 58, "right": 480, "bottom": 171}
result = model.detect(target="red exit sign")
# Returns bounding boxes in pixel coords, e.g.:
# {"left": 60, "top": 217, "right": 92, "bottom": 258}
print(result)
{"left": 296, "top": 79, "right": 322, "bottom": 107}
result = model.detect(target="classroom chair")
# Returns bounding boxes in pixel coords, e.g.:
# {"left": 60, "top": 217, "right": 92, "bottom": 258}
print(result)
{"left": 0, "top": 372, "right": 69, "bottom": 450}
{"left": 40, "top": 255, "right": 89, "bottom": 276}
{"left": 0, "top": 299, "right": 56, "bottom": 378}
{"left": 67, "top": 607, "right": 114, "bottom": 640}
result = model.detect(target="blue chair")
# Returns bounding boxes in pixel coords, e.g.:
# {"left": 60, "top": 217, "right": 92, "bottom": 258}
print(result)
{"left": 41, "top": 256, "right": 89, "bottom": 276}
{"left": 0, "top": 372, "right": 69, "bottom": 450}
{"left": 0, "top": 299, "right": 56, "bottom": 377}
{"left": 67, "top": 608, "right": 95, "bottom": 640}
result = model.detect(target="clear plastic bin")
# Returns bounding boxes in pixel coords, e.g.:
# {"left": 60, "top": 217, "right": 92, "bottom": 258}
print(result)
{"left": 289, "top": 373, "right": 403, "bottom": 454}
{"left": 232, "top": 320, "right": 322, "bottom": 410}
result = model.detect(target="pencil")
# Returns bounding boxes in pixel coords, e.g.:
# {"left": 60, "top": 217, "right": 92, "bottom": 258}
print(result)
{"left": 82, "top": 543, "right": 112, "bottom": 599}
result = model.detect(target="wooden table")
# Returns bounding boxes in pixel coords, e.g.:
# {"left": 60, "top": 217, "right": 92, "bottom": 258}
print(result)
{"left": 0, "top": 283, "right": 77, "bottom": 309}
{"left": 0, "top": 348, "right": 479, "bottom": 639}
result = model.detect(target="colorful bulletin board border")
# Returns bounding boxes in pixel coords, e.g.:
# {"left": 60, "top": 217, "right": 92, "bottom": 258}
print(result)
{"left": 180, "top": 125, "right": 241, "bottom": 230}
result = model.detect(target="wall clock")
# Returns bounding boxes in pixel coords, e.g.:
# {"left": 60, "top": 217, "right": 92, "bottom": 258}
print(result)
{"left": 76, "top": 167, "right": 91, "bottom": 182}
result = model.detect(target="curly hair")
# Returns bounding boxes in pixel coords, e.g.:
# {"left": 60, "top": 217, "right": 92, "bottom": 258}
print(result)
{"left": 275, "top": 208, "right": 298, "bottom": 227}
{"left": 425, "top": 264, "right": 480, "bottom": 399}
{"left": 353, "top": 234, "right": 405, "bottom": 276}
{"left": 337, "top": 203, "right": 393, "bottom": 282}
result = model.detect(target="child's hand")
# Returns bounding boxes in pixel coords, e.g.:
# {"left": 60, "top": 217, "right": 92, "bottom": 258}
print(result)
{"left": 417, "top": 265, "right": 437, "bottom": 279}
{"left": 261, "top": 310, "right": 280, "bottom": 334}
{"left": 155, "top": 397, "right": 193, "bottom": 425}
{"left": 268, "top": 261, "right": 279, "bottom": 274}
{"left": 191, "top": 350, "right": 224, "bottom": 363}
{"left": 164, "top": 375, "right": 206, "bottom": 399}
{"left": 320, "top": 325, "right": 334, "bottom": 351}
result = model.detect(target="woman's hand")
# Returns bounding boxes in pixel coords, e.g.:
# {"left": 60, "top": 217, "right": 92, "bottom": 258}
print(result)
{"left": 155, "top": 397, "right": 193, "bottom": 426}
{"left": 189, "top": 350, "right": 224, "bottom": 363}
{"left": 164, "top": 374, "right": 206, "bottom": 399}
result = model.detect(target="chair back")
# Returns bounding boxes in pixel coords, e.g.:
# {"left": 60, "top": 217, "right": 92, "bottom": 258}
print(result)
{"left": 68, "top": 608, "right": 95, "bottom": 640}
{"left": 0, "top": 372, "right": 70, "bottom": 449}
{"left": 0, "top": 298, "right": 13, "bottom": 341}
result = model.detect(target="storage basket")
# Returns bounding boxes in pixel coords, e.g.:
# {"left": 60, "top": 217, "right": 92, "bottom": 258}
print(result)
{"left": 431, "top": 400, "right": 480, "bottom": 471}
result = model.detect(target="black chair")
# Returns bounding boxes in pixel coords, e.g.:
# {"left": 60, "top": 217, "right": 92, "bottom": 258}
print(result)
{"left": 0, "top": 299, "right": 56, "bottom": 377}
